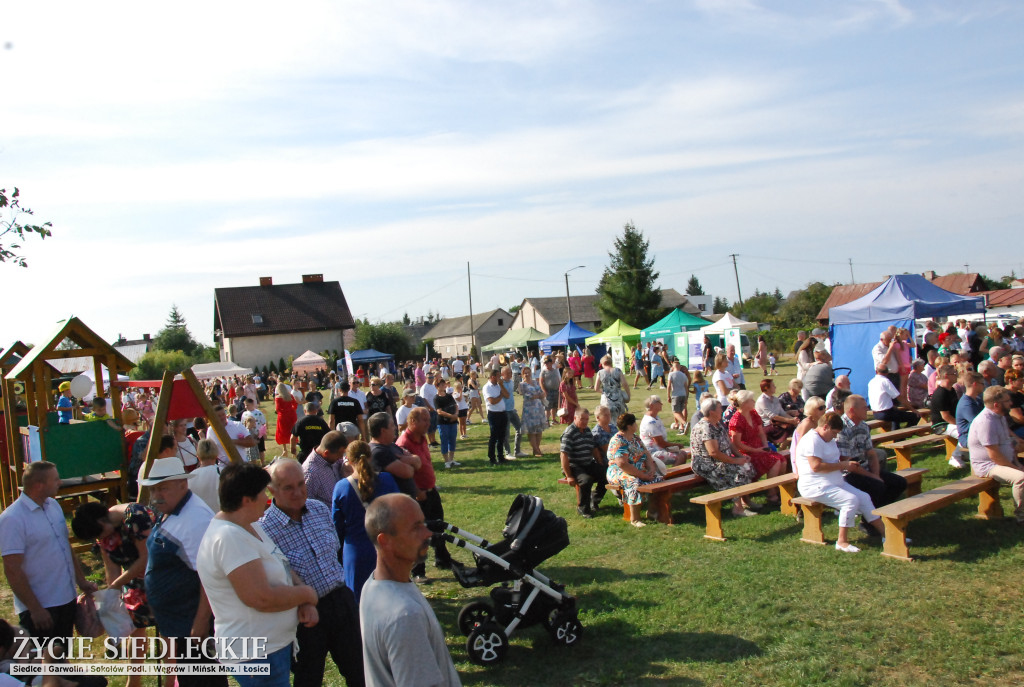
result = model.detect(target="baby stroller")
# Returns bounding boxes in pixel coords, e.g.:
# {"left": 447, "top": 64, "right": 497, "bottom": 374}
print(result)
{"left": 431, "top": 494, "right": 582, "bottom": 665}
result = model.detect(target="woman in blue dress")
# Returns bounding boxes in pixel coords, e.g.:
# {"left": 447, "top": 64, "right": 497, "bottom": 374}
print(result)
{"left": 332, "top": 440, "right": 398, "bottom": 603}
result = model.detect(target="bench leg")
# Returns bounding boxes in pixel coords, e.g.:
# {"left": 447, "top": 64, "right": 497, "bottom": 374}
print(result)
{"left": 649, "top": 493, "right": 673, "bottom": 525}
{"left": 894, "top": 448, "right": 913, "bottom": 471}
{"left": 799, "top": 503, "right": 826, "bottom": 545}
{"left": 978, "top": 484, "right": 1004, "bottom": 520}
{"left": 905, "top": 478, "right": 922, "bottom": 497}
{"left": 879, "top": 517, "right": 912, "bottom": 561}
{"left": 702, "top": 503, "right": 725, "bottom": 541}
{"left": 779, "top": 481, "right": 798, "bottom": 517}
{"left": 942, "top": 435, "right": 957, "bottom": 461}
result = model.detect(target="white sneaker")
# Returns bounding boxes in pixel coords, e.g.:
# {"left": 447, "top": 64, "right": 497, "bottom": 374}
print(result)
{"left": 450, "top": 460, "right": 462, "bottom": 467}
{"left": 948, "top": 455, "right": 966, "bottom": 469}
{"left": 445, "top": 462, "right": 453, "bottom": 469}
{"left": 515, "top": 451, "right": 528, "bottom": 458}
{"left": 835, "top": 542, "right": 860, "bottom": 553}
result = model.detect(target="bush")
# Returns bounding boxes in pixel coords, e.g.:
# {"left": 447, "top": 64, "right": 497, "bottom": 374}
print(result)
{"left": 130, "top": 350, "right": 195, "bottom": 380}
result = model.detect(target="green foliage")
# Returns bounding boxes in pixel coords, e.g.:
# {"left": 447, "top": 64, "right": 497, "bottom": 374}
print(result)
{"left": 153, "top": 305, "right": 202, "bottom": 356}
{"left": 596, "top": 222, "right": 664, "bottom": 328}
{"left": 774, "top": 281, "right": 834, "bottom": 328}
{"left": 269, "top": 360, "right": 278, "bottom": 374}
{"left": 354, "top": 321, "right": 414, "bottom": 360}
{"left": 685, "top": 274, "right": 705, "bottom": 296}
{"left": 508, "top": 305, "right": 521, "bottom": 313}
{"left": 739, "top": 289, "right": 781, "bottom": 322}
{"left": 278, "top": 358, "right": 286, "bottom": 374}
{"left": 130, "top": 350, "right": 194, "bottom": 380}
{"left": 713, "top": 296, "right": 730, "bottom": 314}
{"left": 0, "top": 187, "right": 52, "bottom": 268}
{"left": 402, "top": 312, "right": 411, "bottom": 325}
{"left": 979, "top": 273, "right": 1012, "bottom": 290}
{"left": 758, "top": 327, "right": 806, "bottom": 355}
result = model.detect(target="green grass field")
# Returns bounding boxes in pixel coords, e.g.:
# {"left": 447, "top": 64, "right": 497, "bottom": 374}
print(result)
{"left": 6, "top": 361, "right": 1024, "bottom": 686}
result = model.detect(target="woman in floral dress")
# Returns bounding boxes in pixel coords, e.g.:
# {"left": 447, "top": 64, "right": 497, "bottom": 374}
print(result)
{"left": 71, "top": 500, "right": 157, "bottom": 687}
{"left": 519, "top": 368, "right": 546, "bottom": 456}
{"left": 689, "top": 397, "right": 759, "bottom": 517}
{"left": 606, "top": 413, "right": 663, "bottom": 527}
{"left": 594, "top": 354, "right": 628, "bottom": 422}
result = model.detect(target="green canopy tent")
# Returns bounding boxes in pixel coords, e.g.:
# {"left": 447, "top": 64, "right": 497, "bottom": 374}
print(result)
{"left": 585, "top": 319, "right": 641, "bottom": 371}
{"left": 481, "top": 327, "right": 548, "bottom": 353}
{"left": 640, "top": 309, "right": 712, "bottom": 356}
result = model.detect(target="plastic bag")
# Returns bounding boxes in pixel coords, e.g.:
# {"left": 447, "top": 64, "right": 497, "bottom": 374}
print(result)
{"left": 74, "top": 593, "right": 104, "bottom": 638}
{"left": 94, "top": 588, "right": 135, "bottom": 639}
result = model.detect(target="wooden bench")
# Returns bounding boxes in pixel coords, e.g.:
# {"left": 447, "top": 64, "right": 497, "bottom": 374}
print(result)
{"left": 561, "top": 464, "right": 692, "bottom": 517}
{"left": 871, "top": 425, "right": 930, "bottom": 446}
{"left": 884, "top": 433, "right": 958, "bottom": 470}
{"left": 872, "top": 476, "right": 1003, "bottom": 561}
{"left": 636, "top": 473, "right": 706, "bottom": 524}
{"left": 865, "top": 419, "right": 887, "bottom": 431}
{"left": 791, "top": 468, "right": 930, "bottom": 545}
{"left": 689, "top": 473, "right": 799, "bottom": 541}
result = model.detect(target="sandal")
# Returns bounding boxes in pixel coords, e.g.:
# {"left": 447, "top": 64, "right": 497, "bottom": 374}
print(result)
{"left": 630, "top": 520, "right": 646, "bottom": 528}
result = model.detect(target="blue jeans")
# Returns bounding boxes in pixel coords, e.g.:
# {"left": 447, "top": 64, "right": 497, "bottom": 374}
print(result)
{"left": 235, "top": 644, "right": 292, "bottom": 687}
{"left": 439, "top": 423, "right": 458, "bottom": 454}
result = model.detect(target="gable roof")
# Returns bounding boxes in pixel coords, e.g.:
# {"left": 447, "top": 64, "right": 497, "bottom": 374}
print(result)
{"left": 659, "top": 288, "right": 701, "bottom": 314}
{"left": 523, "top": 295, "right": 601, "bottom": 327}
{"left": 816, "top": 273, "right": 984, "bottom": 321}
{"left": 7, "top": 316, "right": 135, "bottom": 380}
{"left": 978, "top": 288, "right": 1024, "bottom": 308}
{"left": 422, "top": 308, "right": 509, "bottom": 340}
{"left": 215, "top": 280, "right": 355, "bottom": 338}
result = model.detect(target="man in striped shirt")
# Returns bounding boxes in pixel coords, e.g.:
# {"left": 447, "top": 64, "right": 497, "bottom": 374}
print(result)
{"left": 559, "top": 407, "right": 607, "bottom": 518}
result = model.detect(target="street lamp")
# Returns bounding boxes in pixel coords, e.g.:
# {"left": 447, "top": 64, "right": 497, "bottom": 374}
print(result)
{"left": 564, "top": 265, "right": 585, "bottom": 325}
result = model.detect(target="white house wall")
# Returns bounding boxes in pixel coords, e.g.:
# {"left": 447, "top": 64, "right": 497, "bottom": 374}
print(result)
{"left": 222, "top": 331, "right": 346, "bottom": 370}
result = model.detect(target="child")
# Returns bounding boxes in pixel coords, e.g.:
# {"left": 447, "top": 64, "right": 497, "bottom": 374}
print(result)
{"left": 452, "top": 381, "right": 469, "bottom": 439}
{"left": 55, "top": 380, "right": 74, "bottom": 424}
{"left": 768, "top": 352, "right": 778, "bottom": 376}
{"left": 85, "top": 397, "right": 114, "bottom": 422}
{"left": 690, "top": 370, "right": 709, "bottom": 401}
{"left": 242, "top": 415, "right": 262, "bottom": 464}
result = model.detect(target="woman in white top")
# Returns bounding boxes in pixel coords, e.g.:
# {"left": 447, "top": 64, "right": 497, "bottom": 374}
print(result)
{"left": 711, "top": 353, "right": 735, "bottom": 406}
{"left": 171, "top": 418, "right": 199, "bottom": 471}
{"left": 794, "top": 412, "right": 884, "bottom": 553}
{"left": 197, "top": 463, "right": 319, "bottom": 685}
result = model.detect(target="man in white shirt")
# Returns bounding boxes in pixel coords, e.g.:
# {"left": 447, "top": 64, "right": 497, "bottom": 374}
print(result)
{"left": 726, "top": 344, "right": 746, "bottom": 390}
{"left": 638, "top": 396, "right": 685, "bottom": 465}
{"left": 968, "top": 386, "right": 1024, "bottom": 523}
{"left": 483, "top": 368, "right": 510, "bottom": 465}
{"left": 871, "top": 328, "right": 901, "bottom": 387}
{"left": 0, "top": 462, "right": 97, "bottom": 639}
{"left": 867, "top": 364, "right": 917, "bottom": 430}
{"left": 451, "top": 357, "right": 465, "bottom": 380}
{"left": 419, "top": 373, "right": 440, "bottom": 447}
{"left": 207, "top": 403, "right": 257, "bottom": 464}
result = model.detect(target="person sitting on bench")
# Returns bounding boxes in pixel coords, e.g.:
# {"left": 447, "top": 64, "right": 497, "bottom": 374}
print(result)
{"left": 868, "top": 364, "right": 917, "bottom": 430}
{"left": 836, "top": 395, "right": 907, "bottom": 535}
{"left": 606, "top": 413, "right": 664, "bottom": 528}
{"left": 560, "top": 408, "right": 607, "bottom": 519}
{"left": 794, "top": 411, "right": 885, "bottom": 553}
{"left": 690, "top": 397, "right": 759, "bottom": 518}
{"left": 967, "top": 385, "right": 1024, "bottom": 525}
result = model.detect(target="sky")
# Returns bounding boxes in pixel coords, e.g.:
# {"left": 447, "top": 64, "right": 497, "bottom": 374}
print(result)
{"left": 1, "top": 0, "right": 1022, "bottom": 348}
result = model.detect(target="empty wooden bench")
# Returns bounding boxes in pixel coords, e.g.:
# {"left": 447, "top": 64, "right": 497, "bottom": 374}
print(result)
{"left": 872, "top": 476, "right": 1003, "bottom": 561}
{"left": 871, "top": 425, "right": 930, "bottom": 446}
{"left": 689, "top": 473, "right": 799, "bottom": 540}
{"left": 792, "top": 468, "right": 929, "bottom": 545}
{"left": 884, "top": 433, "right": 958, "bottom": 470}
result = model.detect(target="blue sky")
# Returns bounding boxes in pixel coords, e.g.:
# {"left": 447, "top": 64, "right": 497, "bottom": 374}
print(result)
{"left": 1, "top": 0, "right": 1022, "bottom": 347}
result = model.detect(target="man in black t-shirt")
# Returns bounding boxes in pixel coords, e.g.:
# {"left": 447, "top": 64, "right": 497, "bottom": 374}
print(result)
{"left": 929, "top": 363, "right": 966, "bottom": 465}
{"left": 367, "top": 412, "right": 420, "bottom": 498}
{"left": 291, "top": 403, "right": 331, "bottom": 459}
{"left": 304, "top": 388, "right": 324, "bottom": 416}
{"left": 328, "top": 381, "right": 366, "bottom": 439}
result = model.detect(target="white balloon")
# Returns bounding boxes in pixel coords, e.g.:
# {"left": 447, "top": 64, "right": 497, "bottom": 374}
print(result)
{"left": 69, "top": 375, "right": 93, "bottom": 399}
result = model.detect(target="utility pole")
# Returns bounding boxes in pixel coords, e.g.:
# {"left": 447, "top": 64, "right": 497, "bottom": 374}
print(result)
{"left": 564, "top": 265, "right": 585, "bottom": 326}
{"left": 729, "top": 254, "right": 743, "bottom": 307}
{"left": 467, "top": 262, "right": 476, "bottom": 362}
{"left": 848, "top": 258, "right": 855, "bottom": 284}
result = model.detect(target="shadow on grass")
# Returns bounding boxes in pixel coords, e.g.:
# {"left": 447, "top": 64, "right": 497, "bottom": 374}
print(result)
{"left": 896, "top": 500, "right": 1024, "bottom": 562}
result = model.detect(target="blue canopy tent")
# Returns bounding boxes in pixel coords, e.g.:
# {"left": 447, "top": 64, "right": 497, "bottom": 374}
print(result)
{"left": 539, "top": 321, "right": 596, "bottom": 354}
{"left": 829, "top": 274, "right": 985, "bottom": 397}
{"left": 342, "top": 348, "right": 396, "bottom": 375}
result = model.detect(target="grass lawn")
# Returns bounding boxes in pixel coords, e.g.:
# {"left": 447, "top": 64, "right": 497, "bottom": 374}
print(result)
{"left": 6, "top": 361, "right": 1024, "bottom": 686}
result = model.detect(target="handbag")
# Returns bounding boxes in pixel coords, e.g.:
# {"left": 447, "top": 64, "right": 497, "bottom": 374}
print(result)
{"left": 74, "top": 593, "right": 104, "bottom": 638}
{"left": 94, "top": 588, "right": 135, "bottom": 639}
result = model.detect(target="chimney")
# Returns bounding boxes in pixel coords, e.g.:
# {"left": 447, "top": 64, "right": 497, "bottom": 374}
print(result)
{"left": 922, "top": 270, "right": 936, "bottom": 281}
{"left": 302, "top": 274, "right": 323, "bottom": 283}
{"left": 260, "top": 277, "right": 273, "bottom": 287}
{"left": 143, "top": 333, "right": 150, "bottom": 341}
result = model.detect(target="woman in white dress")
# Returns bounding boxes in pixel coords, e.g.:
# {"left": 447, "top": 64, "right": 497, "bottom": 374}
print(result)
{"left": 794, "top": 411, "right": 885, "bottom": 553}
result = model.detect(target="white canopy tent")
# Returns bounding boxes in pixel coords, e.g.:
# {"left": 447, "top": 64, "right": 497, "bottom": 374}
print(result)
{"left": 190, "top": 361, "right": 253, "bottom": 380}
{"left": 699, "top": 312, "right": 758, "bottom": 335}
{"left": 292, "top": 350, "right": 328, "bottom": 374}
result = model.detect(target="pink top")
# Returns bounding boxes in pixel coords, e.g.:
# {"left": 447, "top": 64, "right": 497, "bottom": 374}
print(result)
{"left": 897, "top": 342, "right": 914, "bottom": 374}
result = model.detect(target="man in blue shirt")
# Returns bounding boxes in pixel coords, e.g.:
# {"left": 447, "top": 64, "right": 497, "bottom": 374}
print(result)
{"left": 262, "top": 460, "right": 364, "bottom": 687}
{"left": 954, "top": 371, "right": 987, "bottom": 469}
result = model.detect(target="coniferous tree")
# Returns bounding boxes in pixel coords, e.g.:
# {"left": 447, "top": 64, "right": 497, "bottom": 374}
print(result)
{"left": 685, "top": 275, "right": 705, "bottom": 296}
{"left": 595, "top": 222, "right": 664, "bottom": 327}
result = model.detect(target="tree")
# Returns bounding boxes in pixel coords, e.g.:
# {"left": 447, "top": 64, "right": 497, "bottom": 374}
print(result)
{"left": 774, "top": 282, "right": 835, "bottom": 328}
{"left": 713, "top": 296, "right": 730, "bottom": 314}
{"left": 354, "top": 321, "right": 414, "bottom": 360}
{"left": 740, "top": 289, "right": 781, "bottom": 323}
{"left": 153, "top": 305, "right": 202, "bottom": 356}
{"left": 685, "top": 275, "right": 705, "bottom": 296}
{"left": 0, "top": 188, "right": 52, "bottom": 268}
{"left": 130, "top": 350, "right": 193, "bottom": 380}
{"left": 595, "top": 222, "right": 664, "bottom": 327}
{"left": 402, "top": 312, "right": 411, "bottom": 325}
{"left": 979, "top": 273, "right": 1012, "bottom": 291}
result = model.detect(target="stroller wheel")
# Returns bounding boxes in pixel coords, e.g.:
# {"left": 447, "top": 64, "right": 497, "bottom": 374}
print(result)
{"left": 457, "top": 601, "right": 494, "bottom": 636}
{"left": 467, "top": 621, "right": 509, "bottom": 665}
{"left": 548, "top": 613, "right": 583, "bottom": 647}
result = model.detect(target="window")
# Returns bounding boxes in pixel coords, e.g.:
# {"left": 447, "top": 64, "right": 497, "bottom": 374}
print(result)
{"left": 251, "top": 314, "right": 264, "bottom": 324}
{"left": 497, "top": 318, "right": 503, "bottom": 326}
